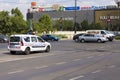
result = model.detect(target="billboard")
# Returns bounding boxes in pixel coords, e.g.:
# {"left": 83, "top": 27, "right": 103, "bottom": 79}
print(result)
{"left": 65, "top": 6, "right": 80, "bottom": 10}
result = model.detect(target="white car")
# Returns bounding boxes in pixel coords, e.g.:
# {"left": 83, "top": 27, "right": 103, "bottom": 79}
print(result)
{"left": 8, "top": 34, "right": 51, "bottom": 55}
{"left": 86, "top": 30, "right": 115, "bottom": 41}
{"left": 79, "top": 34, "right": 108, "bottom": 43}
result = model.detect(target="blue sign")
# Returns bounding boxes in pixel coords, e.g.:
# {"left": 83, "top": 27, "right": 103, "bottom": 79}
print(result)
{"left": 65, "top": 6, "right": 80, "bottom": 10}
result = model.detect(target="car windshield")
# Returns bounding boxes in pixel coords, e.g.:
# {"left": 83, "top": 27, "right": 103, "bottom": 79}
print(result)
{"left": 105, "top": 30, "right": 112, "bottom": 34}
{"left": 10, "top": 37, "right": 20, "bottom": 42}
{"left": 0, "top": 34, "right": 8, "bottom": 39}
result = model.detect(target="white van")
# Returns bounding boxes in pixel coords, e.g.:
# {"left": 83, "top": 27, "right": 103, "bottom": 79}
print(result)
{"left": 8, "top": 34, "right": 51, "bottom": 55}
{"left": 86, "top": 30, "right": 115, "bottom": 41}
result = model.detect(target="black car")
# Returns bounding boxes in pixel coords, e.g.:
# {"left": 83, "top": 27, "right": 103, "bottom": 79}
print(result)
{"left": 73, "top": 33, "right": 85, "bottom": 42}
{"left": 41, "top": 34, "right": 59, "bottom": 41}
{"left": 0, "top": 34, "right": 9, "bottom": 43}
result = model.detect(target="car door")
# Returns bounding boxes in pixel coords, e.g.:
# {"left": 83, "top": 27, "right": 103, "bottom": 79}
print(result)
{"left": 37, "top": 37, "right": 46, "bottom": 51}
{"left": 89, "top": 34, "right": 96, "bottom": 41}
{"left": 31, "top": 36, "right": 41, "bottom": 51}
{"left": 84, "top": 34, "right": 92, "bottom": 41}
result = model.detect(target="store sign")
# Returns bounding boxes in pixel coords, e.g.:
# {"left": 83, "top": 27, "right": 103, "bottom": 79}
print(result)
{"left": 65, "top": 6, "right": 80, "bottom": 10}
{"left": 80, "top": 6, "right": 106, "bottom": 10}
{"left": 100, "top": 16, "right": 120, "bottom": 20}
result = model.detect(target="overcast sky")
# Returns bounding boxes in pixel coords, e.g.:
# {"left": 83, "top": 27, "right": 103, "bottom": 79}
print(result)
{"left": 0, "top": 0, "right": 117, "bottom": 20}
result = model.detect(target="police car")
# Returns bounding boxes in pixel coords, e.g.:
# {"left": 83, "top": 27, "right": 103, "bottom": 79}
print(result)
{"left": 8, "top": 34, "right": 51, "bottom": 55}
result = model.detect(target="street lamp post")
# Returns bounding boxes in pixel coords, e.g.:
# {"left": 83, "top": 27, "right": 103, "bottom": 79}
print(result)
{"left": 74, "top": 0, "right": 77, "bottom": 34}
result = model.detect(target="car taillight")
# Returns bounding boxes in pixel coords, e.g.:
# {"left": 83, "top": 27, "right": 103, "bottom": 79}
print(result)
{"left": 20, "top": 41, "right": 24, "bottom": 46}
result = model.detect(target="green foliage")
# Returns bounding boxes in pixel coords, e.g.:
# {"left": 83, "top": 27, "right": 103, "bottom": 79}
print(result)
{"left": 11, "top": 7, "right": 23, "bottom": 18}
{"left": 10, "top": 8, "right": 28, "bottom": 34}
{"left": 62, "top": 20, "right": 73, "bottom": 31}
{"left": 115, "top": 36, "right": 120, "bottom": 40}
{"left": 81, "top": 20, "right": 104, "bottom": 30}
{"left": 89, "top": 23, "right": 104, "bottom": 30}
{"left": 55, "top": 34, "right": 68, "bottom": 39}
{"left": 0, "top": 11, "right": 12, "bottom": 35}
{"left": 38, "top": 14, "right": 53, "bottom": 33}
{"left": 0, "top": 8, "right": 28, "bottom": 35}
{"left": 53, "top": 20, "right": 74, "bottom": 31}
{"left": 81, "top": 20, "right": 89, "bottom": 30}
{"left": 111, "top": 23, "right": 120, "bottom": 31}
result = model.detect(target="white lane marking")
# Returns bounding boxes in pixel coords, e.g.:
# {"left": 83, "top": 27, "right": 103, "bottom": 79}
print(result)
{"left": 0, "top": 54, "right": 54, "bottom": 63}
{"left": 35, "top": 65, "right": 48, "bottom": 69}
{"left": 8, "top": 70, "right": 24, "bottom": 74}
{"left": 98, "top": 54, "right": 104, "bottom": 56}
{"left": 69, "top": 75, "right": 84, "bottom": 80}
{"left": 55, "top": 62, "right": 67, "bottom": 65}
{"left": 91, "top": 70, "right": 102, "bottom": 74}
{"left": 108, "top": 65, "right": 116, "bottom": 68}
{"left": 87, "top": 56, "right": 94, "bottom": 59}
{"left": 73, "top": 59, "right": 81, "bottom": 61}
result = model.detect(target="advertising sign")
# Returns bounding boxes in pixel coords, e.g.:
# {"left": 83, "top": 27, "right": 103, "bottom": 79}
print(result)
{"left": 65, "top": 6, "right": 80, "bottom": 10}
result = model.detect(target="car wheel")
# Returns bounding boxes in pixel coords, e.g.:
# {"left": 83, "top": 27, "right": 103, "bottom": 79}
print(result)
{"left": 81, "top": 39, "right": 85, "bottom": 43}
{"left": 24, "top": 47, "right": 30, "bottom": 55}
{"left": 10, "top": 51, "right": 16, "bottom": 54}
{"left": 97, "top": 39, "right": 102, "bottom": 43}
{"left": 75, "top": 38, "right": 79, "bottom": 42}
{"left": 45, "top": 46, "right": 50, "bottom": 52}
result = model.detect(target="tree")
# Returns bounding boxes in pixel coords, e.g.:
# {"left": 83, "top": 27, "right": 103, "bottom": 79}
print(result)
{"left": 81, "top": 20, "right": 89, "bottom": 30}
{"left": 62, "top": 20, "right": 74, "bottom": 31}
{"left": 53, "top": 20, "right": 74, "bottom": 31}
{"left": 38, "top": 14, "right": 53, "bottom": 33}
{"left": 89, "top": 23, "right": 104, "bottom": 30}
{"left": 0, "top": 11, "right": 12, "bottom": 35}
{"left": 11, "top": 7, "right": 23, "bottom": 18}
{"left": 10, "top": 8, "right": 28, "bottom": 34}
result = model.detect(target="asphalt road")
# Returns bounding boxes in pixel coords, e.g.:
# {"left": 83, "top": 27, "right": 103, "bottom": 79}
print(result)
{"left": 0, "top": 40, "right": 120, "bottom": 80}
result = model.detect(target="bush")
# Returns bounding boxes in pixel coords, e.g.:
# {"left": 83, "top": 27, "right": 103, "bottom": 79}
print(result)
{"left": 55, "top": 34, "right": 68, "bottom": 39}
{"left": 115, "top": 36, "right": 120, "bottom": 40}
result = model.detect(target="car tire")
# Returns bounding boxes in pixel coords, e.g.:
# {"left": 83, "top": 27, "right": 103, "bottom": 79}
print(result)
{"left": 81, "top": 39, "right": 85, "bottom": 43}
{"left": 24, "top": 47, "right": 30, "bottom": 55}
{"left": 75, "top": 38, "right": 79, "bottom": 42}
{"left": 97, "top": 39, "right": 102, "bottom": 43}
{"left": 10, "top": 51, "right": 16, "bottom": 54}
{"left": 45, "top": 46, "right": 50, "bottom": 52}
{"left": 51, "top": 39, "right": 54, "bottom": 41}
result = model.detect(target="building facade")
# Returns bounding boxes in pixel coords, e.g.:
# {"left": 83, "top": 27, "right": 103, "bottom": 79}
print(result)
{"left": 95, "top": 9, "right": 120, "bottom": 27}
{"left": 27, "top": 8, "right": 120, "bottom": 28}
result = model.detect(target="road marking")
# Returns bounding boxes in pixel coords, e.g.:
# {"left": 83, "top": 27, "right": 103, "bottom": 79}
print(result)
{"left": 108, "top": 65, "right": 116, "bottom": 68}
{"left": 0, "top": 54, "right": 54, "bottom": 63}
{"left": 91, "top": 70, "right": 102, "bottom": 74}
{"left": 73, "top": 59, "right": 81, "bottom": 61}
{"left": 87, "top": 56, "right": 94, "bottom": 59}
{"left": 69, "top": 75, "right": 84, "bottom": 80}
{"left": 8, "top": 70, "right": 24, "bottom": 74}
{"left": 35, "top": 65, "right": 48, "bottom": 69}
{"left": 98, "top": 54, "right": 104, "bottom": 56}
{"left": 55, "top": 62, "right": 67, "bottom": 65}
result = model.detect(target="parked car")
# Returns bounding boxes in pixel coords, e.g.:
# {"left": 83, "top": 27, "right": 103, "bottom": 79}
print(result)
{"left": 41, "top": 34, "right": 59, "bottom": 41}
{"left": 0, "top": 34, "right": 9, "bottom": 43}
{"left": 8, "top": 34, "right": 51, "bottom": 55}
{"left": 73, "top": 33, "right": 85, "bottom": 42}
{"left": 86, "top": 30, "right": 115, "bottom": 41}
{"left": 79, "top": 34, "right": 108, "bottom": 43}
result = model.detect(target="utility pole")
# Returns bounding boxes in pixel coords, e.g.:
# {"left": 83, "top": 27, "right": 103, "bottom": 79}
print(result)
{"left": 74, "top": 0, "right": 77, "bottom": 34}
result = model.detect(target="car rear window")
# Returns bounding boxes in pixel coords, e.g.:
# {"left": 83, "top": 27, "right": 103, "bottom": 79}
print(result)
{"left": 10, "top": 37, "right": 20, "bottom": 42}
